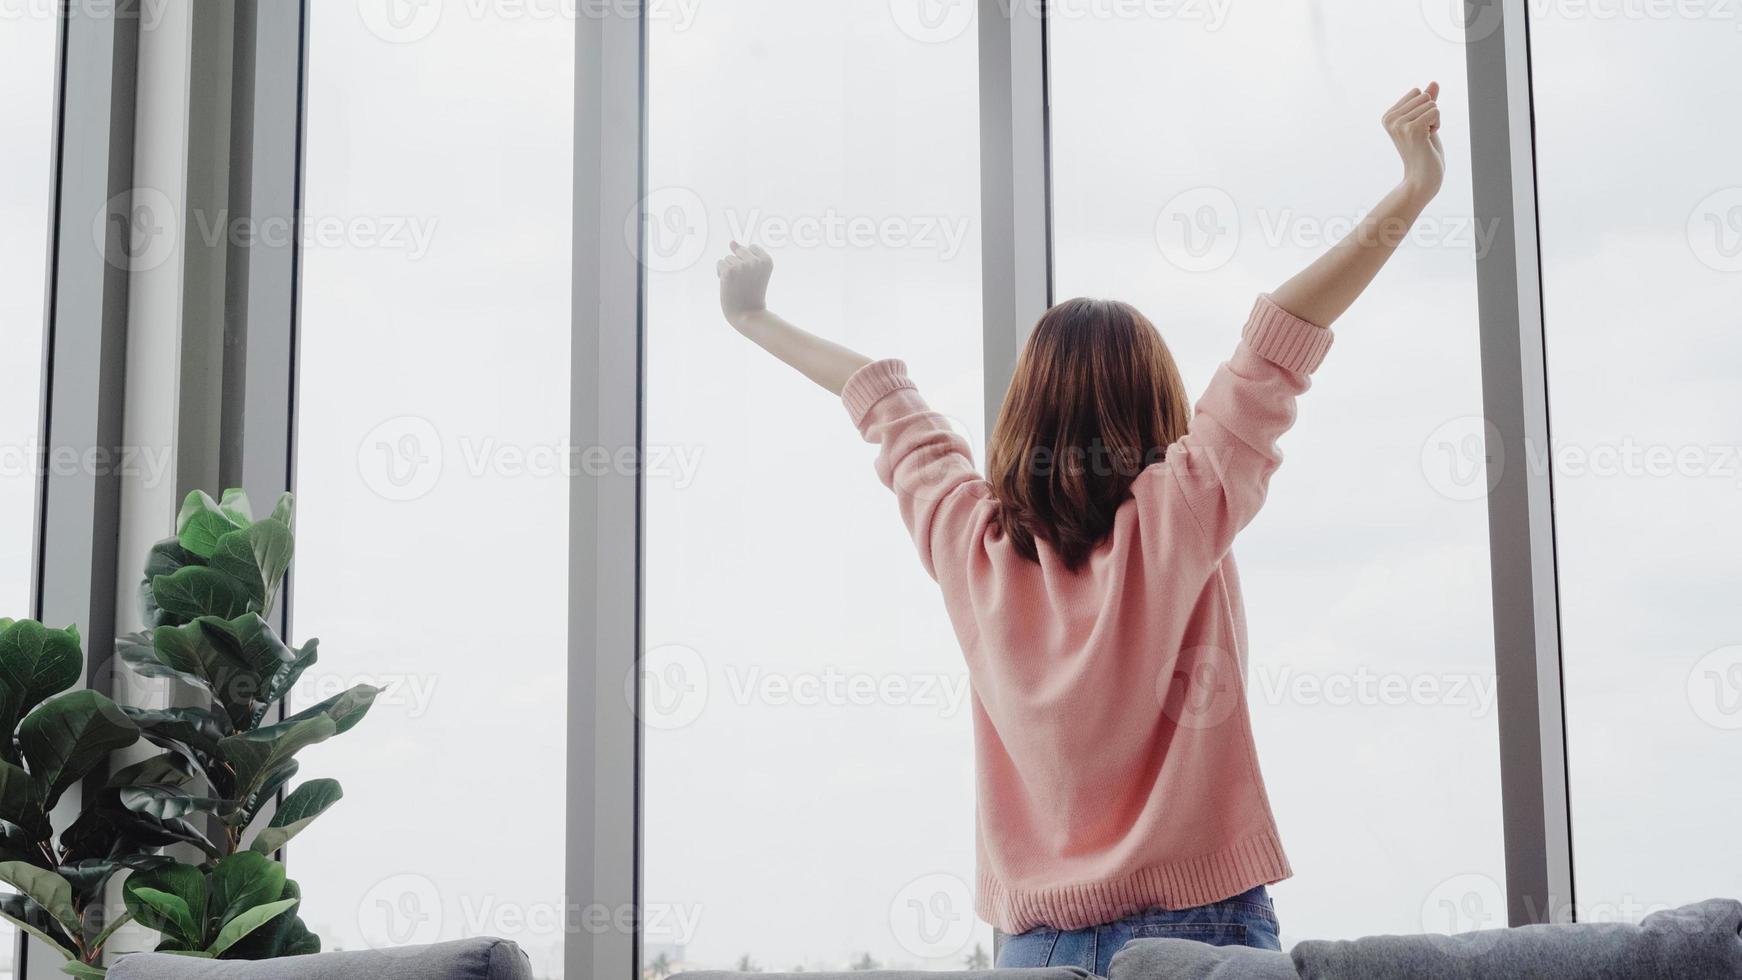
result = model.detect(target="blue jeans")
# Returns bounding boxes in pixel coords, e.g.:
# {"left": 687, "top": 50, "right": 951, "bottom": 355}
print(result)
{"left": 994, "top": 886, "right": 1282, "bottom": 976}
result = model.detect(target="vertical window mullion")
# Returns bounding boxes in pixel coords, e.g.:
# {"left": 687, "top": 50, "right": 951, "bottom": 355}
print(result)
{"left": 571, "top": 3, "right": 646, "bottom": 979}
{"left": 1465, "top": 0, "right": 1577, "bottom": 926}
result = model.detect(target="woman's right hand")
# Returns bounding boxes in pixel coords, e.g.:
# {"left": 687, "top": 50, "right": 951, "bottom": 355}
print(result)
{"left": 1385, "top": 82, "right": 1444, "bottom": 204}
{"left": 718, "top": 240, "right": 774, "bottom": 331}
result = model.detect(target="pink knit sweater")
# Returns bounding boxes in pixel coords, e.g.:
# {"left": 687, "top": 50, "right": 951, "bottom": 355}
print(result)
{"left": 841, "top": 295, "right": 1333, "bottom": 934}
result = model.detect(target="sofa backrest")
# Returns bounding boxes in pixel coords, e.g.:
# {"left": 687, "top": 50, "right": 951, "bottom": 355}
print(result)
{"left": 106, "top": 938, "right": 533, "bottom": 980}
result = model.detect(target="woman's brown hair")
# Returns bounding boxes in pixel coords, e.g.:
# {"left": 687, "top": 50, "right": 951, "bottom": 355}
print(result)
{"left": 986, "top": 298, "right": 1192, "bottom": 570}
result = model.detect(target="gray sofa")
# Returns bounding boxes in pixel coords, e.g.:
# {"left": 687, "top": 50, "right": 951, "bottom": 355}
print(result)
{"left": 101, "top": 899, "right": 1742, "bottom": 979}
{"left": 106, "top": 938, "right": 533, "bottom": 980}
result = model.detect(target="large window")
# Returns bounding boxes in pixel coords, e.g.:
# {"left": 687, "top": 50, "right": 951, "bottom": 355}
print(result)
{"left": 1533, "top": 11, "right": 1742, "bottom": 917}
{"left": 642, "top": 1, "right": 990, "bottom": 971}
{"left": 293, "top": 7, "right": 573, "bottom": 975}
{"left": 0, "top": 6, "right": 57, "bottom": 976}
{"left": 1049, "top": 0, "right": 1504, "bottom": 940}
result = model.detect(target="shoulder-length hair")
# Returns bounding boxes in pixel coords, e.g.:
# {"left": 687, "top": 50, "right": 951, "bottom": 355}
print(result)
{"left": 986, "top": 298, "right": 1192, "bottom": 570}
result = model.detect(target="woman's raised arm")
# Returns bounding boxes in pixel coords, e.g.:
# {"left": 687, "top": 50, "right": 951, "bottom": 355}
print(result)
{"left": 718, "top": 242, "right": 871, "bottom": 395}
{"left": 1269, "top": 82, "right": 1447, "bottom": 327}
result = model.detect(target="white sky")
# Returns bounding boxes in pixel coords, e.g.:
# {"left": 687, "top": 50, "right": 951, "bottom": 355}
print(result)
{"left": 2, "top": 2, "right": 1739, "bottom": 978}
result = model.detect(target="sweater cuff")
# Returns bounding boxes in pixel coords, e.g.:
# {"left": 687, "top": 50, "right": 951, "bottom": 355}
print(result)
{"left": 1243, "top": 294, "right": 1334, "bottom": 375}
{"left": 842, "top": 358, "right": 916, "bottom": 429}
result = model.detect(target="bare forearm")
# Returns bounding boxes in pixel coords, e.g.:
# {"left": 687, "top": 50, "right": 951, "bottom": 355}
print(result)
{"left": 1270, "top": 181, "right": 1430, "bottom": 328}
{"left": 730, "top": 309, "right": 872, "bottom": 395}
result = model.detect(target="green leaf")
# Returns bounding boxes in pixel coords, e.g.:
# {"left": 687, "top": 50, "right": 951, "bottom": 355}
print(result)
{"left": 0, "top": 861, "right": 81, "bottom": 939}
{"left": 209, "top": 852, "right": 287, "bottom": 931}
{"left": 106, "top": 751, "right": 195, "bottom": 790}
{"left": 120, "top": 708, "right": 228, "bottom": 787}
{"left": 0, "top": 893, "right": 77, "bottom": 959}
{"left": 19, "top": 690, "right": 139, "bottom": 809}
{"left": 150, "top": 617, "right": 287, "bottom": 729}
{"left": 129, "top": 888, "right": 200, "bottom": 946}
{"left": 0, "top": 758, "right": 45, "bottom": 840}
{"left": 256, "top": 639, "right": 319, "bottom": 728}
{"left": 268, "top": 492, "right": 294, "bottom": 528}
{"left": 218, "top": 488, "right": 255, "bottom": 527}
{"left": 250, "top": 779, "right": 342, "bottom": 854}
{"left": 207, "top": 898, "right": 298, "bottom": 958}
{"left": 140, "top": 538, "right": 195, "bottom": 628}
{"left": 60, "top": 859, "right": 123, "bottom": 903}
{"left": 85, "top": 908, "right": 135, "bottom": 958}
{"left": 60, "top": 799, "right": 223, "bottom": 863}
{"left": 283, "top": 683, "right": 380, "bottom": 736}
{"left": 150, "top": 566, "right": 253, "bottom": 624}
{"left": 219, "top": 716, "right": 336, "bottom": 803}
{"left": 223, "top": 880, "right": 318, "bottom": 960}
{"left": 0, "top": 621, "right": 85, "bottom": 739}
{"left": 176, "top": 490, "right": 245, "bottom": 558}
{"left": 230, "top": 759, "right": 298, "bottom": 830}
{"left": 210, "top": 520, "right": 294, "bottom": 616}
{"left": 124, "top": 862, "right": 208, "bottom": 947}
{"left": 120, "top": 784, "right": 236, "bottom": 822}
{"left": 61, "top": 961, "right": 107, "bottom": 978}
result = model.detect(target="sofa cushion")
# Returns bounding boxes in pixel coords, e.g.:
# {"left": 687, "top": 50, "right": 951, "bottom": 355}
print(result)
{"left": 107, "top": 938, "right": 533, "bottom": 980}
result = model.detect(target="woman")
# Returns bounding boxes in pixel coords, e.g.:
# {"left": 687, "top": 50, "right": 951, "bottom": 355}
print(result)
{"left": 715, "top": 84, "right": 1446, "bottom": 975}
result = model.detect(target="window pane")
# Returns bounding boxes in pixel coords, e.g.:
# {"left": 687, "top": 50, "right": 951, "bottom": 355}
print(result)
{"left": 643, "top": 2, "right": 988, "bottom": 971}
{"left": 1049, "top": 0, "right": 1504, "bottom": 940}
{"left": 0, "top": 8, "right": 53, "bottom": 610}
{"left": 1533, "top": 13, "right": 1742, "bottom": 917}
{"left": 0, "top": 6, "right": 56, "bottom": 975}
{"left": 294, "top": 9, "right": 572, "bottom": 974}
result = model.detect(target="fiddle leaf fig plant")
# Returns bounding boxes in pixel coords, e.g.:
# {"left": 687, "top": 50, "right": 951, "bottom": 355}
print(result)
{"left": 101, "top": 488, "right": 379, "bottom": 967}
{"left": 0, "top": 619, "right": 166, "bottom": 972}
